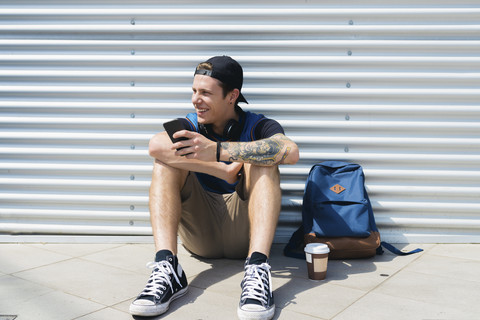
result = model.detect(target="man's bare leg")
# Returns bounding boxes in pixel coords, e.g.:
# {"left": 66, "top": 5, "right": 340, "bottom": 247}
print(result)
{"left": 130, "top": 159, "right": 189, "bottom": 317}
{"left": 243, "top": 164, "right": 282, "bottom": 258}
{"left": 238, "top": 164, "right": 280, "bottom": 320}
{"left": 149, "top": 159, "right": 189, "bottom": 255}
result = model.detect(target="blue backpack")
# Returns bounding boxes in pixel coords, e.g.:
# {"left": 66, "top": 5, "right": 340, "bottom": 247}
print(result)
{"left": 284, "top": 161, "right": 422, "bottom": 259}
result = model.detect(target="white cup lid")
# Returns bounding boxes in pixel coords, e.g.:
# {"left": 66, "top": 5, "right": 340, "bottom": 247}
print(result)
{"left": 304, "top": 243, "right": 330, "bottom": 254}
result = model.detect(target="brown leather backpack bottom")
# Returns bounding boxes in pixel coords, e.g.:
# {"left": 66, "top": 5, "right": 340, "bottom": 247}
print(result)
{"left": 305, "top": 231, "right": 381, "bottom": 259}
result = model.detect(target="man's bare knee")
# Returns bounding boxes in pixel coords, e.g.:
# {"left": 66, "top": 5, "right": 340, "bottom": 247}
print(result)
{"left": 152, "top": 160, "right": 189, "bottom": 191}
{"left": 243, "top": 164, "right": 280, "bottom": 196}
{"left": 245, "top": 164, "right": 279, "bottom": 180}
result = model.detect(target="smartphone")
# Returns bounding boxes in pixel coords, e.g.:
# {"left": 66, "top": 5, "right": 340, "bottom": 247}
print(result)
{"left": 163, "top": 119, "right": 191, "bottom": 153}
{"left": 163, "top": 119, "right": 189, "bottom": 144}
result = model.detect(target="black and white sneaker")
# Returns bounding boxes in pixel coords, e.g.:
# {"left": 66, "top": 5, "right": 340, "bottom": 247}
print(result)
{"left": 130, "top": 251, "right": 188, "bottom": 317}
{"left": 237, "top": 253, "right": 275, "bottom": 320}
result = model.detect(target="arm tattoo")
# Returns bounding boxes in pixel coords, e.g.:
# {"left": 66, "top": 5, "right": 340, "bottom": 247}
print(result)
{"left": 222, "top": 133, "right": 291, "bottom": 165}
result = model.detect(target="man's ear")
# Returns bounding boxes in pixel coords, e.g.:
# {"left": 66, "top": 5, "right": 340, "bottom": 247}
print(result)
{"left": 230, "top": 89, "right": 240, "bottom": 104}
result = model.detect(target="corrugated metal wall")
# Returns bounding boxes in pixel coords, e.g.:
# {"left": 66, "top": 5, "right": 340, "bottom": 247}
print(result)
{"left": 1, "top": 1, "right": 479, "bottom": 243}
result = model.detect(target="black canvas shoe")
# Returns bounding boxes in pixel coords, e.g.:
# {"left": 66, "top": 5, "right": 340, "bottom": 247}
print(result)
{"left": 129, "top": 253, "right": 188, "bottom": 317}
{"left": 237, "top": 254, "right": 275, "bottom": 320}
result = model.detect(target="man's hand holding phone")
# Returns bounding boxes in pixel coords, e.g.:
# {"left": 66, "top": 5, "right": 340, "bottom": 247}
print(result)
{"left": 161, "top": 118, "right": 241, "bottom": 182}
{"left": 163, "top": 119, "right": 216, "bottom": 161}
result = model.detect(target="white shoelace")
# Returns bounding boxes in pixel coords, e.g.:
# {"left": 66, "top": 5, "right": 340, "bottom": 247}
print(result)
{"left": 139, "top": 261, "right": 183, "bottom": 299}
{"left": 240, "top": 262, "right": 272, "bottom": 306}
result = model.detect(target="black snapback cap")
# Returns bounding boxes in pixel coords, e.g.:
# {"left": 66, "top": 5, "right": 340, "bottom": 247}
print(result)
{"left": 194, "top": 55, "right": 248, "bottom": 104}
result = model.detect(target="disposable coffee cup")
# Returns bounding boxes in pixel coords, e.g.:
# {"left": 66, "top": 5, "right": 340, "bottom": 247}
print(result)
{"left": 304, "top": 243, "right": 330, "bottom": 280}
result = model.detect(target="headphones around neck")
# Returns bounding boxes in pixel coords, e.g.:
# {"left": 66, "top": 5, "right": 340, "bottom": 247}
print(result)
{"left": 198, "top": 107, "right": 244, "bottom": 141}
{"left": 199, "top": 119, "right": 242, "bottom": 141}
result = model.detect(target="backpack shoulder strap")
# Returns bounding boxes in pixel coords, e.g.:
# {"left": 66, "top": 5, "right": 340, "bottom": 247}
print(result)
{"left": 283, "top": 226, "right": 306, "bottom": 259}
{"left": 380, "top": 241, "right": 424, "bottom": 255}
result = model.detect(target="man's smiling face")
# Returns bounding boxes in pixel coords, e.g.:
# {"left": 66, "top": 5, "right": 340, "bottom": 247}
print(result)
{"left": 191, "top": 74, "right": 231, "bottom": 129}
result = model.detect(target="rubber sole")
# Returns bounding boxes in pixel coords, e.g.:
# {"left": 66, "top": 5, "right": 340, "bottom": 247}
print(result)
{"left": 129, "top": 286, "right": 189, "bottom": 317}
{"left": 237, "top": 304, "right": 275, "bottom": 320}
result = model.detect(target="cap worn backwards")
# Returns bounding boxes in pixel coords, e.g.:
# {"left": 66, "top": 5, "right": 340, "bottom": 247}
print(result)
{"left": 194, "top": 55, "right": 248, "bottom": 104}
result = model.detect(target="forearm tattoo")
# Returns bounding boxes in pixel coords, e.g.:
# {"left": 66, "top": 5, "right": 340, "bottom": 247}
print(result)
{"left": 222, "top": 134, "right": 292, "bottom": 165}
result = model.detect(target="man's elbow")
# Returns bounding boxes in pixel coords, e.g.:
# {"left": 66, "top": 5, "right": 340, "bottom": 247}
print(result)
{"left": 285, "top": 145, "right": 300, "bottom": 165}
{"left": 148, "top": 132, "right": 165, "bottom": 159}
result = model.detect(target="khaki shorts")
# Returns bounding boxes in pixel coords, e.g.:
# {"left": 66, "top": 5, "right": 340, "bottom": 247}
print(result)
{"left": 178, "top": 173, "right": 250, "bottom": 259}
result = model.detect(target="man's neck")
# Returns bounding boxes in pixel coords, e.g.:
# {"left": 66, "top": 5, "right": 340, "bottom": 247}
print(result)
{"left": 211, "top": 106, "right": 240, "bottom": 135}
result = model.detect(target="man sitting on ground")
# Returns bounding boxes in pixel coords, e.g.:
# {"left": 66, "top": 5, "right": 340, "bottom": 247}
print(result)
{"left": 130, "top": 56, "right": 299, "bottom": 320}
